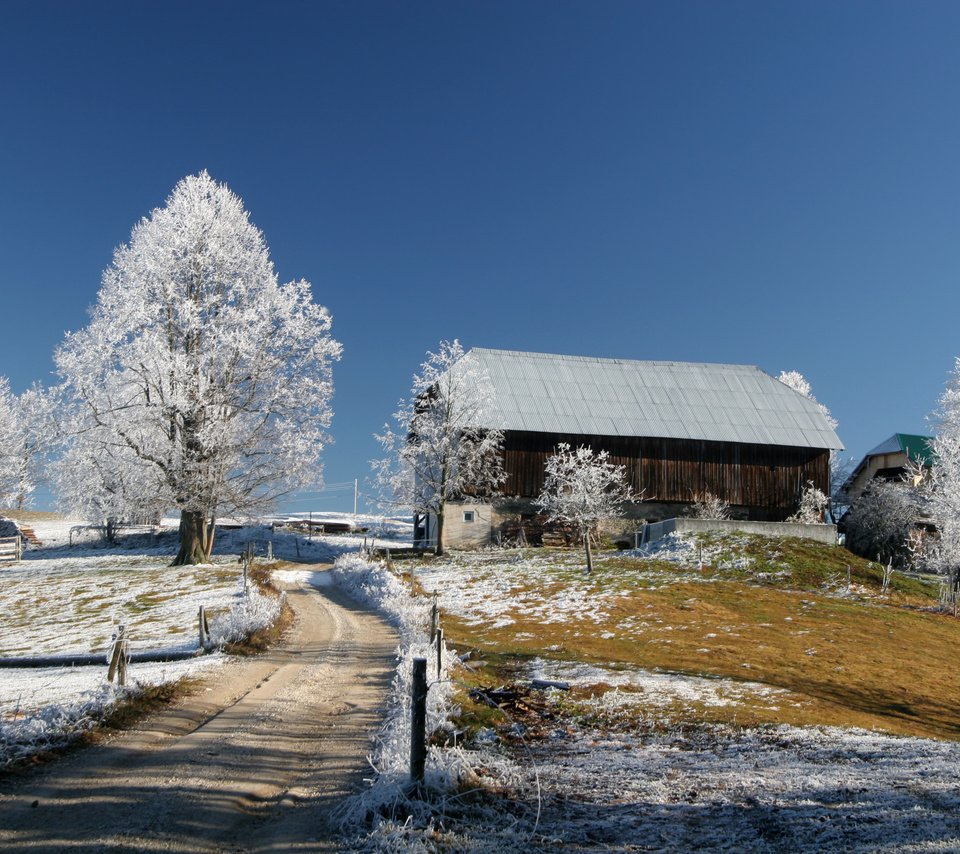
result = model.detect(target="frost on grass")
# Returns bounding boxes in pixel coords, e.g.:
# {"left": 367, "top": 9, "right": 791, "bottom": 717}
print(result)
{"left": 331, "top": 553, "right": 522, "bottom": 847}
{"left": 0, "top": 571, "right": 280, "bottom": 766}
{"left": 507, "top": 722, "right": 960, "bottom": 853}
{"left": 527, "top": 658, "right": 789, "bottom": 709}
{"left": 0, "top": 684, "right": 119, "bottom": 767}
{"left": 207, "top": 584, "right": 283, "bottom": 646}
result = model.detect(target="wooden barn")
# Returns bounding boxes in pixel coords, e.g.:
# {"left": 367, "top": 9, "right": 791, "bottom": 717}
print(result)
{"left": 420, "top": 348, "right": 843, "bottom": 549}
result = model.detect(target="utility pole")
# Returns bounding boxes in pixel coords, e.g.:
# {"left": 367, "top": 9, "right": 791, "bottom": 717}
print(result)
{"left": 354, "top": 478, "right": 358, "bottom": 517}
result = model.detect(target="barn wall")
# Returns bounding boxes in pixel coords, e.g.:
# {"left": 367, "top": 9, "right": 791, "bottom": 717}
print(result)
{"left": 500, "top": 431, "right": 830, "bottom": 514}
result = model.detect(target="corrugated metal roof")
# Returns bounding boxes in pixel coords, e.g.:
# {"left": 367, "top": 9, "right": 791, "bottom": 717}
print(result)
{"left": 458, "top": 348, "right": 843, "bottom": 450}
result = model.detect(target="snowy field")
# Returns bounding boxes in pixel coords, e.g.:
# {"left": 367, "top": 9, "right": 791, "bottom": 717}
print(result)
{"left": 6, "top": 521, "right": 960, "bottom": 851}
{"left": 0, "top": 512, "right": 406, "bottom": 765}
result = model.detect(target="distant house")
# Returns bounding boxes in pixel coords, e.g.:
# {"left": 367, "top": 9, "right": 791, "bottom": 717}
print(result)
{"left": 419, "top": 348, "right": 843, "bottom": 549}
{"left": 841, "top": 433, "right": 934, "bottom": 503}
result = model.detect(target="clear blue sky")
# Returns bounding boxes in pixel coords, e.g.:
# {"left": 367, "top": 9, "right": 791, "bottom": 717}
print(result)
{"left": 2, "top": 1, "right": 959, "bottom": 513}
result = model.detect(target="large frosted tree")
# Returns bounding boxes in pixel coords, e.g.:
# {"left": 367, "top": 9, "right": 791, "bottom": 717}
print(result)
{"left": 927, "top": 357, "right": 960, "bottom": 582}
{"left": 0, "top": 377, "right": 28, "bottom": 507}
{"left": 0, "top": 378, "right": 51, "bottom": 509}
{"left": 56, "top": 172, "right": 341, "bottom": 564}
{"left": 373, "top": 340, "right": 504, "bottom": 556}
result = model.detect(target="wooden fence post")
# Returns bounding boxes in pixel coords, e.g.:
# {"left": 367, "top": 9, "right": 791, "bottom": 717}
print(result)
{"left": 436, "top": 627, "right": 443, "bottom": 680}
{"left": 107, "top": 626, "right": 126, "bottom": 683}
{"left": 118, "top": 635, "right": 128, "bottom": 687}
{"left": 430, "top": 595, "right": 439, "bottom": 644}
{"left": 199, "top": 605, "right": 208, "bottom": 649}
{"left": 410, "top": 657, "right": 427, "bottom": 787}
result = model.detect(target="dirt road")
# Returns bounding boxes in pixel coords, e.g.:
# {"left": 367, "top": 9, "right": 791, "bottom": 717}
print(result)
{"left": 0, "top": 568, "right": 397, "bottom": 852}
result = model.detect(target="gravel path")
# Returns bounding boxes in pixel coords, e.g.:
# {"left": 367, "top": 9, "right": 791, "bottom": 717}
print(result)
{"left": 0, "top": 568, "right": 397, "bottom": 852}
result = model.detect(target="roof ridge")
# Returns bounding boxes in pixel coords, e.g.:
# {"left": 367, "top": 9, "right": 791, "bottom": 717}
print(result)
{"left": 468, "top": 347, "right": 761, "bottom": 373}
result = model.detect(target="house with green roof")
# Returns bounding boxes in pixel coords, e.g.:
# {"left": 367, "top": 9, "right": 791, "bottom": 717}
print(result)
{"left": 841, "top": 433, "right": 934, "bottom": 502}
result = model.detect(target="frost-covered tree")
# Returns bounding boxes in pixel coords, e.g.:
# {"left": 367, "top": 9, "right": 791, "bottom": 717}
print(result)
{"left": 779, "top": 369, "right": 841, "bottom": 516}
{"left": 926, "top": 357, "right": 960, "bottom": 583}
{"left": 53, "top": 421, "right": 167, "bottom": 541}
{"left": 373, "top": 340, "right": 504, "bottom": 557}
{"left": 0, "top": 379, "right": 51, "bottom": 509}
{"left": 55, "top": 172, "right": 341, "bottom": 564}
{"left": 777, "top": 370, "right": 838, "bottom": 432}
{"left": 535, "top": 443, "right": 634, "bottom": 574}
{"left": 0, "top": 378, "right": 27, "bottom": 507}
{"left": 844, "top": 478, "right": 921, "bottom": 566}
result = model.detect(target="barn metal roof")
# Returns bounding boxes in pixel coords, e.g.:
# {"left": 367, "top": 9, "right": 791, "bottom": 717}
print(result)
{"left": 461, "top": 348, "right": 843, "bottom": 450}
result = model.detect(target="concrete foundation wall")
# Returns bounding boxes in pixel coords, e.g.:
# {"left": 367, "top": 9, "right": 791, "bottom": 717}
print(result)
{"left": 636, "top": 517, "right": 838, "bottom": 547}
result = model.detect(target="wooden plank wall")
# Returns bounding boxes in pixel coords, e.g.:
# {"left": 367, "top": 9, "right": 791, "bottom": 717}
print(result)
{"left": 501, "top": 431, "right": 829, "bottom": 510}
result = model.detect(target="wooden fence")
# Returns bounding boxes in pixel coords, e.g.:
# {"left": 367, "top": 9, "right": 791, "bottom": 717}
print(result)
{"left": 0, "top": 535, "right": 22, "bottom": 564}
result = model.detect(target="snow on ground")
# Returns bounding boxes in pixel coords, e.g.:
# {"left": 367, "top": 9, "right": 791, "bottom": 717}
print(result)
{"left": 505, "top": 722, "right": 960, "bottom": 852}
{"left": 400, "top": 544, "right": 960, "bottom": 852}
{"left": 0, "top": 554, "right": 247, "bottom": 659}
{"left": 528, "top": 657, "right": 789, "bottom": 709}
{"left": 0, "top": 515, "right": 305, "bottom": 766}
{"left": 416, "top": 549, "right": 635, "bottom": 633}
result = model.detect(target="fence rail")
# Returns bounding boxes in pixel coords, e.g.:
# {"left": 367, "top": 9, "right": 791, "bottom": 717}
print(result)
{"left": 0, "top": 535, "right": 22, "bottom": 564}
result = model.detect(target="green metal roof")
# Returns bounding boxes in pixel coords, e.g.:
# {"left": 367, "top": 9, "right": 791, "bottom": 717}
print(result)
{"left": 863, "top": 433, "right": 935, "bottom": 466}
{"left": 895, "top": 433, "right": 935, "bottom": 466}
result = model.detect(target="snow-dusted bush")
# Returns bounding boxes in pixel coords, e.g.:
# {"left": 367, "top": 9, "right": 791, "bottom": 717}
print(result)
{"left": 689, "top": 492, "right": 731, "bottom": 520}
{"left": 207, "top": 584, "right": 284, "bottom": 646}
{"left": 788, "top": 481, "right": 829, "bottom": 524}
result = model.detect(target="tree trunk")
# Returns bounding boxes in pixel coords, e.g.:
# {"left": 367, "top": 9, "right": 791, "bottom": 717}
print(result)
{"left": 584, "top": 530, "right": 593, "bottom": 574}
{"left": 435, "top": 507, "right": 445, "bottom": 557}
{"left": 205, "top": 515, "right": 216, "bottom": 562}
{"left": 173, "top": 509, "right": 209, "bottom": 566}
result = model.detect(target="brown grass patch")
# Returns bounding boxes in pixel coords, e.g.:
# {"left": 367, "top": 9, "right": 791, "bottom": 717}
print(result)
{"left": 435, "top": 541, "right": 960, "bottom": 741}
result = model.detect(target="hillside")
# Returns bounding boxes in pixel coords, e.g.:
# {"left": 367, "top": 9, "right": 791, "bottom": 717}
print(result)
{"left": 416, "top": 533, "right": 957, "bottom": 740}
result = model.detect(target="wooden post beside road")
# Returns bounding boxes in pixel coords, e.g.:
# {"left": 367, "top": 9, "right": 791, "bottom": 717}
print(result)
{"left": 410, "top": 657, "right": 427, "bottom": 786}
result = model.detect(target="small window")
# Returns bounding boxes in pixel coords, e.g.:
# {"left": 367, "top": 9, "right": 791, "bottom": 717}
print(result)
{"left": 463, "top": 510, "right": 475, "bottom": 523}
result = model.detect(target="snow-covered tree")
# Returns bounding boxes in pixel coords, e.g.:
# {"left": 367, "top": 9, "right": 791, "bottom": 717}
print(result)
{"left": 779, "top": 368, "right": 841, "bottom": 516}
{"left": 0, "top": 378, "right": 27, "bottom": 507}
{"left": 777, "top": 370, "right": 839, "bottom": 432}
{"left": 373, "top": 340, "right": 504, "bottom": 557}
{"left": 535, "top": 443, "right": 634, "bottom": 574}
{"left": 0, "top": 379, "right": 52, "bottom": 509}
{"left": 55, "top": 172, "right": 341, "bottom": 564}
{"left": 53, "top": 421, "right": 167, "bottom": 541}
{"left": 926, "top": 358, "right": 960, "bottom": 584}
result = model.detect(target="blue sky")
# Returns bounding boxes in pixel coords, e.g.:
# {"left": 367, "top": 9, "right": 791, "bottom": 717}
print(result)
{"left": 2, "top": 1, "right": 959, "bottom": 513}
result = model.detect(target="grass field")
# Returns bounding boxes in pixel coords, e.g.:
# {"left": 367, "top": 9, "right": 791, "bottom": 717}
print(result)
{"left": 413, "top": 533, "right": 960, "bottom": 740}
